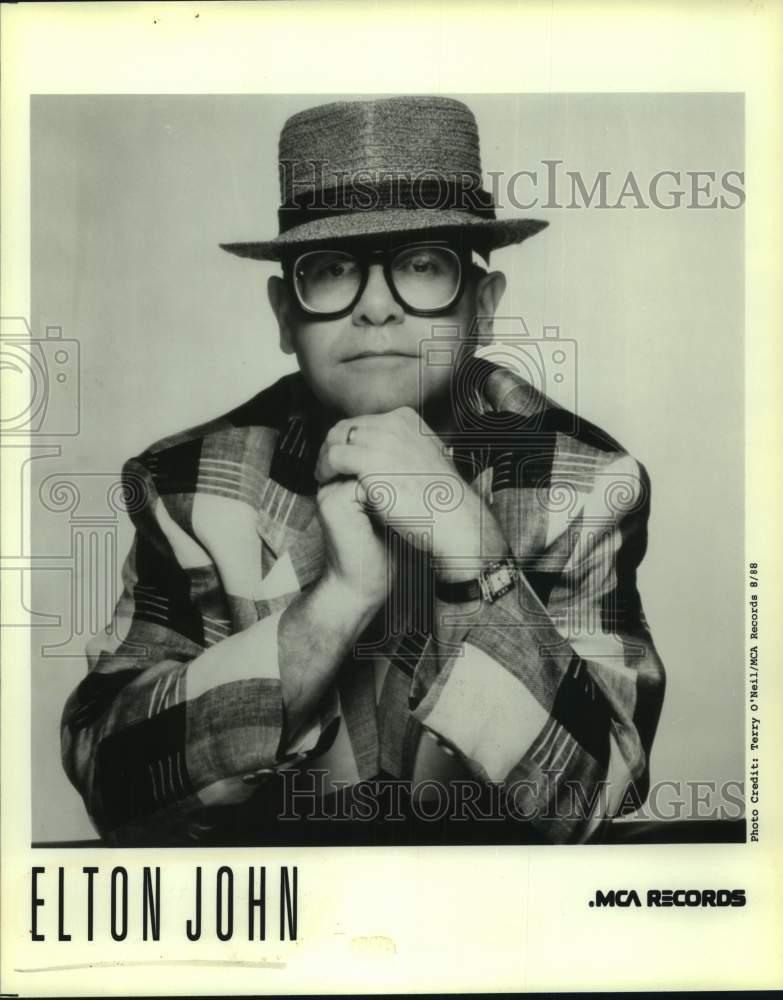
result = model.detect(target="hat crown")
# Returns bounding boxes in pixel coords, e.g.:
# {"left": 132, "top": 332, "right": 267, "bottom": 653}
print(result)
{"left": 278, "top": 96, "right": 484, "bottom": 200}
{"left": 220, "top": 96, "right": 548, "bottom": 261}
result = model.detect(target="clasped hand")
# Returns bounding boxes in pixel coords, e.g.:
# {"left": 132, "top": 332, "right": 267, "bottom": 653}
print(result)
{"left": 314, "top": 407, "right": 503, "bottom": 612}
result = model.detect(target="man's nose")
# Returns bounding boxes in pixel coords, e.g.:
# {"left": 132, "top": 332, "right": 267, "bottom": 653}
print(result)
{"left": 352, "top": 263, "right": 404, "bottom": 327}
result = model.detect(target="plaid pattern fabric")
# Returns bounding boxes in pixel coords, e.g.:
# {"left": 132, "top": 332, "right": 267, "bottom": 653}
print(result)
{"left": 61, "top": 358, "right": 665, "bottom": 845}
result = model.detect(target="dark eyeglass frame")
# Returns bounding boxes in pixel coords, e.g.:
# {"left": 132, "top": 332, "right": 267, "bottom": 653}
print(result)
{"left": 283, "top": 240, "right": 471, "bottom": 320}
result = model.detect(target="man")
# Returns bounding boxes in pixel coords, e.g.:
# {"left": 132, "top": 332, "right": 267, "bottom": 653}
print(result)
{"left": 61, "top": 96, "right": 665, "bottom": 846}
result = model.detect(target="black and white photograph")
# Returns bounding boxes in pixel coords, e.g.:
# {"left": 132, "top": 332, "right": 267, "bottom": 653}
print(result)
{"left": 28, "top": 90, "right": 743, "bottom": 849}
{"left": 2, "top": 1, "right": 781, "bottom": 995}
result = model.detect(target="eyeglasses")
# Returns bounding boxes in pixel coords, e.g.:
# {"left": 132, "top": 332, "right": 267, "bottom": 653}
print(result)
{"left": 286, "top": 241, "right": 468, "bottom": 319}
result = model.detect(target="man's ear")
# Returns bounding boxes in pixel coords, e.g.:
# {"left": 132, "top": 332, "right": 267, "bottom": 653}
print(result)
{"left": 473, "top": 270, "right": 507, "bottom": 346}
{"left": 268, "top": 275, "right": 296, "bottom": 355}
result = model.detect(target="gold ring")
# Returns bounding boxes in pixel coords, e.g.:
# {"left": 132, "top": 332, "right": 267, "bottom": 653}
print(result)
{"left": 346, "top": 424, "right": 359, "bottom": 445}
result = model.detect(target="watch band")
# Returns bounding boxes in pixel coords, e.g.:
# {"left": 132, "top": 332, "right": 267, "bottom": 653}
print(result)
{"left": 435, "top": 557, "right": 517, "bottom": 604}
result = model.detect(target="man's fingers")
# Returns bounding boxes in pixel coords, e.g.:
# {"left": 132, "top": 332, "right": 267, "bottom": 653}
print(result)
{"left": 324, "top": 417, "right": 398, "bottom": 449}
{"left": 316, "top": 478, "right": 367, "bottom": 516}
{"left": 326, "top": 408, "right": 418, "bottom": 443}
{"left": 315, "top": 480, "right": 342, "bottom": 500}
{"left": 315, "top": 442, "right": 370, "bottom": 484}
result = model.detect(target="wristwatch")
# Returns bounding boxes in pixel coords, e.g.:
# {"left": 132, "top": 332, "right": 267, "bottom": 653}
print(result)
{"left": 435, "top": 557, "right": 518, "bottom": 604}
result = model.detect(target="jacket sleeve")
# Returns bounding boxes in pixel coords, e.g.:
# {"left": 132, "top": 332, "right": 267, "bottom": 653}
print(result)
{"left": 410, "top": 452, "right": 666, "bottom": 844}
{"left": 61, "top": 455, "right": 337, "bottom": 845}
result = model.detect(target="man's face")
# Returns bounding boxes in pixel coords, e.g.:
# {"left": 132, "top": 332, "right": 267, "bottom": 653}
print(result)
{"left": 268, "top": 238, "right": 506, "bottom": 421}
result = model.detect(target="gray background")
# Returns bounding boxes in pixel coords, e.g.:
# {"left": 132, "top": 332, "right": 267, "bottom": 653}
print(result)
{"left": 30, "top": 94, "right": 744, "bottom": 841}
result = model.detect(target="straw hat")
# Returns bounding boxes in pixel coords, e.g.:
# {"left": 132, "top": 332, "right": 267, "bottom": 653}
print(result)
{"left": 220, "top": 96, "right": 547, "bottom": 261}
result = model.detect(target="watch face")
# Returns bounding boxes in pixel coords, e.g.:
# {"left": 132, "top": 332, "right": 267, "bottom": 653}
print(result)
{"left": 491, "top": 565, "right": 515, "bottom": 589}
{"left": 483, "top": 560, "right": 517, "bottom": 602}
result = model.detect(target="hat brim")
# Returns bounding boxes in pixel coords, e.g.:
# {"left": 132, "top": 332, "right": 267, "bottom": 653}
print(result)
{"left": 220, "top": 210, "right": 548, "bottom": 261}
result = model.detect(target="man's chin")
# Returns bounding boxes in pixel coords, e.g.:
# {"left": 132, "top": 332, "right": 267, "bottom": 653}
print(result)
{"left": 337, "top": 395, "right": 420, "bottom": 417}
{"left": 328, "top": 382, "right": 421, "bottom": 417}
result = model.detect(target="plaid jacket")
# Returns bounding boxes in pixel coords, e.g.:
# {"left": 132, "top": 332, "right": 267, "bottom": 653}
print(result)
{"left": 61, "top": 358, "right": 665, "bottom": 845}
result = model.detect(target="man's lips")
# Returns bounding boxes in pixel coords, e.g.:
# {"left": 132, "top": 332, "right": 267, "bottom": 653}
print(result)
{"left": 344, "top": 350, "right": 415, "bottom": 361}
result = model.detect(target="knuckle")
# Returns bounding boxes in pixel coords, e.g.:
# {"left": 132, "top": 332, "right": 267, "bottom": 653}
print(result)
{"left": 317, "top": 481, "right": 338, "bottom": 500}
{"left": 326, "top": 423, "right": 345, "bottom": 445}
{"left": 397, "top": 405, "right": 416, "bottom": 425}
